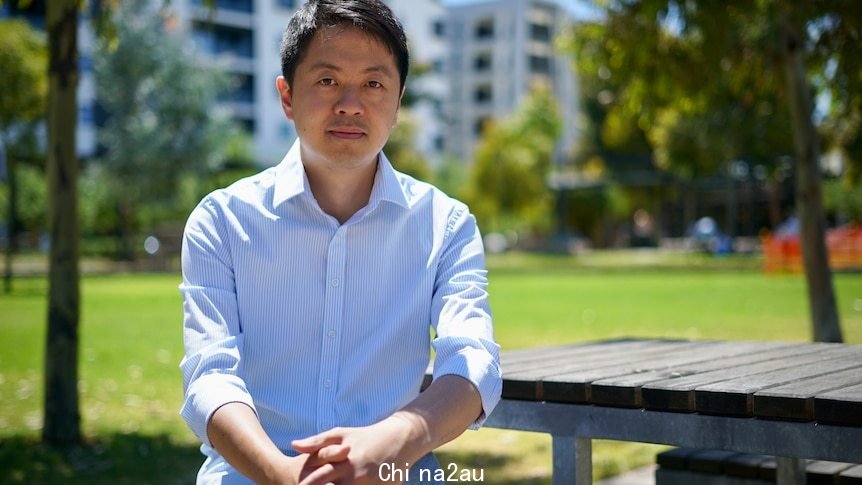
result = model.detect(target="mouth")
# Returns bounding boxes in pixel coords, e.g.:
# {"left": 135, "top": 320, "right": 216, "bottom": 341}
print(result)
{"left": 328, "top": 127, "right": 366, "bottom": 140}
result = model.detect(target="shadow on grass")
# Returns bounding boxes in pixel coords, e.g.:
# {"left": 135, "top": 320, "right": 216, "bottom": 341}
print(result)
{"left": 0, "top": 434, "right": 552, "bottom": 484}
{"left": 437, "top": 449, "right": 551, "bottom": 485}
{"left": 0, "top": 433, "right": 202, "bottom": 484}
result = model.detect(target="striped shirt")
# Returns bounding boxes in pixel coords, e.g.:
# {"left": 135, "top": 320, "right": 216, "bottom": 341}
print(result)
{"left": 179, "top": 141, "right": 502, "bottom": 476}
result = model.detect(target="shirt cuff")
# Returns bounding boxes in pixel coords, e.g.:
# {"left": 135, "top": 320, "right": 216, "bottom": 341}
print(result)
{"left": 432, "top": 341, "right": 502, "bottom": 429}
{"left": 180, "top": 372, "right": 257, "bottom": 447}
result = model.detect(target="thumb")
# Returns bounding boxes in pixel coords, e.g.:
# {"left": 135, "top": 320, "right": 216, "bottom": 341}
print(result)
{"left": 306, "top": 443, "right": 351, "bottom": 467}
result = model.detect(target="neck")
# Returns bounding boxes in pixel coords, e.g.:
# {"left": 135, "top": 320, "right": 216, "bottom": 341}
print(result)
{"left": 303, "top": 158, "right": 378, "bottom": 224}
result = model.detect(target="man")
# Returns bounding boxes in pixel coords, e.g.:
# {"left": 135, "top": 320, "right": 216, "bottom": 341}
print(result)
{"left": 179, "top": 1, "right": 501, "bottom": 483}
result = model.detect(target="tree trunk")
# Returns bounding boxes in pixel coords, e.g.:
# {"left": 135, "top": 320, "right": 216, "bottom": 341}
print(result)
{"left": 779, "top": 9, "right": 843, "bottom": 343}
{"left": 43, "top": 0, "right": 81, "bottom": 446}
{"left": 3, "top": 136, "right": 16, "bottom": 294}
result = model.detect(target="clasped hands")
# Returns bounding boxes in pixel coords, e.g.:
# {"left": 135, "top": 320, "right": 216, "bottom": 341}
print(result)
{"left": 272, "top": 414, "right": 425, "bottom": 485}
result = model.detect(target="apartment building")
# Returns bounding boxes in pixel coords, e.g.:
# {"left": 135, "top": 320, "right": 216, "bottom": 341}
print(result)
{"left": 3, "top": 0, "right": 577, "bottom": 167}
{"left": 444, "top": 0, "right": 579, "bottom": 164}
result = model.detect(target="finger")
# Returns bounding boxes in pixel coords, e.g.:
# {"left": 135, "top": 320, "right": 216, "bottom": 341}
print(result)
{"left": 298, "top": 461, "right": 352, "bottom": 485}
{"left": 293, "top": 430, "right": 344, "bottom": 453}
{"left": 305, "top": 444, "right": 351, "bottom": 467}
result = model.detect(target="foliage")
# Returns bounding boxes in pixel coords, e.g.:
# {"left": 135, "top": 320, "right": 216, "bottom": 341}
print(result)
{"left": 0, "top": 20, "right": 47, "bottom": 257}
{"left": 93, "top": 3, "right": 238, "bottom": 257}
{"left": 564, "top": 0, "right": 862, "bottom": 182}
{"left": 0, "top": 19, "right": 47, "bottom": 131}
{"left": 8, "top": 164, "right": 47, "bottom": 237}
{"left": 384, "top": 112, "right": 431, "bottom": 181}
{"left": 431, "top": 156, "right": 468, "bottom": 201}
{"left": 823, "top": 179, "right": 862, "bottom": 221}
{"left": 465, "top": 87, "right": 563, "bottom": 235}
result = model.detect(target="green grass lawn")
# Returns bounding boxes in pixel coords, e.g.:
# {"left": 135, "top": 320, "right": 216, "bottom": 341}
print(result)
{"left": 2, "top": 251, "right": 861, "bottom": 483}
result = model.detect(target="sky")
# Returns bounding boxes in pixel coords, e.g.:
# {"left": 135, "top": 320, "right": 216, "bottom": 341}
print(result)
{"left": 439, "top": 0, "right": 600, "bottom": 19}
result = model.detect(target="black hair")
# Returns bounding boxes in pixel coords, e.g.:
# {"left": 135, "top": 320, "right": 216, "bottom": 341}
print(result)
{"left": 280, "top": 0, "right": 409, "bottom": 90}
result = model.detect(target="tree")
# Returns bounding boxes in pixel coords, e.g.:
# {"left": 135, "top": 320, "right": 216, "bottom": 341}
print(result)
{"left": 383, "top": 112, "right": 431, "bottom": 181}
{"left": 465, "top": 86, "right": 562, "bottom": 235}
{"left": 94, "top": 3, "right": 235, "bottom": 260}
{"left": 44, "top": 0, "right": 82, "bottom": 446}
{"left": 564, "top": 0, "right": 861, "bottom": 342}
{"left": 0, "top": 19, "right": 47, "bottom": 293}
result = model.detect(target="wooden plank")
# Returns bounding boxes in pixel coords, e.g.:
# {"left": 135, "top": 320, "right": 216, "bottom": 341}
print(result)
{"left": 758, "top": 457, "right": 778, "bottom": 481}
{"left": 656, "top": 447, "right": 700, "bottom": 470}
{"left": 589, "top": 341, "right": 798, "bottom": 407}
{"left": 640, "top": 343, "right": 846, "bottom": 412}
{"left": 500, "top": 338, "right": 647, "bottom": 367}
{"left": 504, "top": 340, "right": 713, "bottom": 401}
{"left": 509, "top": 341, "right": 719, "bottom": 402}
{"left": 840, "top": 465, "right": 862, "bottom": 484}
{"left": 724, "top": 453, "right": 772, "bottom": 479}
{"left": 687, "top": 449, "right": 738, "bottom": 474}
{"left": 806, "top": 461, "right": 857, "bottom": 484}
{"left": 753, "top": 366, "right": 862, "bottom": 420}
{"left": 814, "top": 381, "right": 862, "bottom": 427}
{"left": 695, "top": 351, "right": 862, "bottom": 417}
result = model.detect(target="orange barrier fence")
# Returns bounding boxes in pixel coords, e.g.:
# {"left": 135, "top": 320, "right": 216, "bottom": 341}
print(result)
{"left": 762, "top": 224, "right": 862, "bottom": 272}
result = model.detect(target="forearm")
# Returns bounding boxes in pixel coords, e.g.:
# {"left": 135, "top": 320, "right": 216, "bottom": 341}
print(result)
{"left": 208, "top": 402, "right": 297, "bottom": 485}
{"left": 388, "top": 374, "right": 483, "bottom": 464}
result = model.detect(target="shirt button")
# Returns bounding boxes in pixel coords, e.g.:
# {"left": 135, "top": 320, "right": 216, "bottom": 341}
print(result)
{"left": 328, "top": 330, "right": 336, "bottom": 338}
{"left": 331, "top": 278, "right": 339, "bottom": 287}
{"left": 324, "top": 379, "right": 332, "bottom": 389}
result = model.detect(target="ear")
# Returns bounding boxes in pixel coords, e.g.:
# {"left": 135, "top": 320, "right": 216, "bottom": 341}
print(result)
{"left": 276, "top": 76, "right": 295, "bottom": 121}
{"left": 393, "top": 85, "right": 406, "bottom": 127}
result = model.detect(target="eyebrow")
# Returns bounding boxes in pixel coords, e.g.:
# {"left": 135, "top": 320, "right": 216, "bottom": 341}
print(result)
{"left": 308, "top": 61, "right": 396, "bottom": 78}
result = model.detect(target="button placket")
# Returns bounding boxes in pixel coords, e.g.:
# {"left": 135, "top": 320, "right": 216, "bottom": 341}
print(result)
{"left": 317, "top": 227, "right": 347, "bottom": 431}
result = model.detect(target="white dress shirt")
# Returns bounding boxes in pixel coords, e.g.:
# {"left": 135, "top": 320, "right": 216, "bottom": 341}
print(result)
{"left": 179, "top": 141, "right": 502, "bottom": 479}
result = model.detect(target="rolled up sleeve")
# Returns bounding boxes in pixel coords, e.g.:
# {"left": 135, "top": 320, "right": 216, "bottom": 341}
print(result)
{"left": 179, "top": 196, "right": 256, "bottom": 446}
{"left": 430, "top": 206, "right": 502, "bottom": 428}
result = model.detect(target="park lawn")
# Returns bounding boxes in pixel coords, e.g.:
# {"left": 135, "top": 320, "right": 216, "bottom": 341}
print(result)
{"left": 1, "top": 258, "right": 861, "bottom": 483}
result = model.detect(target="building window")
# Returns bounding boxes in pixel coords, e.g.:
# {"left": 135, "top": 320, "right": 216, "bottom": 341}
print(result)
{"left": 473, "top": 52, "right": 492, "bottom": 72}
{"left": 433, "top": 135, "right": 445, "bottom": 151}
{"left": 431, "top": 58, "right": 445, "bottom": 74}
{"left": 530, "top": 23, "right": 552, "bottom": 42}
{"left": 239, "top": 118, "right": 256, "bottom": 134}
{"left": 529, "top": 55, "right": 551, "bottom": 74}
{"left": 475, "top": 18, "right": 494, "bottom": 39}
{"left": 432, "top": 19, "right": 445, "bottom": 37}
{"left": 192, "top": 22, "right": 254, "bottom": 58}
{"left": 226, "top": 74, "right": 255, "bottom": 103}
{"left": 473, "top": 84, "right": 493, "bottom": 104}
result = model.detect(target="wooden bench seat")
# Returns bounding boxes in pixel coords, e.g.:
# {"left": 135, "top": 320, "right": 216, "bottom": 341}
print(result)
{"left": 656, "top": 447, "right": 862, "bottom": 484}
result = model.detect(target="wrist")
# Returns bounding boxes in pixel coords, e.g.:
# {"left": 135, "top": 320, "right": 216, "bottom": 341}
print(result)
{"left": 383, "top": 412, "right": 434, "bottom": 465}
{"left": 261, "top": 452, "right": 301, "bottom": 485}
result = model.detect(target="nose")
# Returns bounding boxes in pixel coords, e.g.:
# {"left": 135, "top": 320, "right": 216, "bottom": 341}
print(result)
{"left": 334, "top": 87, "right": 363, "bottom": 116}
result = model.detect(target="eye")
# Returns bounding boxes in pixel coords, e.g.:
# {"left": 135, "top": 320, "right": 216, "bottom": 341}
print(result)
{"left": 367, "top": 80, "right": 383, "bottom": 89}
{"left": 319, "top": 78, "right": 336, "bottom": 86}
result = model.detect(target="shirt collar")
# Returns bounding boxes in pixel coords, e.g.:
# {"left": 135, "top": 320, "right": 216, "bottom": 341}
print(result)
{"left": 371, "top": 150, "right": 411, "bottom": 210}
{"left": 272, "top": 140, "right": 307, "bottom": 208}
{"left": 272, "top": 140, "right": 411, "bottom": 210}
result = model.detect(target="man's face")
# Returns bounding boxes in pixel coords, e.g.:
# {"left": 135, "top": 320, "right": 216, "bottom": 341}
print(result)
{"left": 277, "top": 26, "right": 403, "bottom": 171}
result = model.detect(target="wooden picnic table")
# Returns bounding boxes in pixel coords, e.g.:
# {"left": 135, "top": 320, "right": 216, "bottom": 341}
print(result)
{"left": 434, "top": 338, "right": 862, "bottom": 485}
